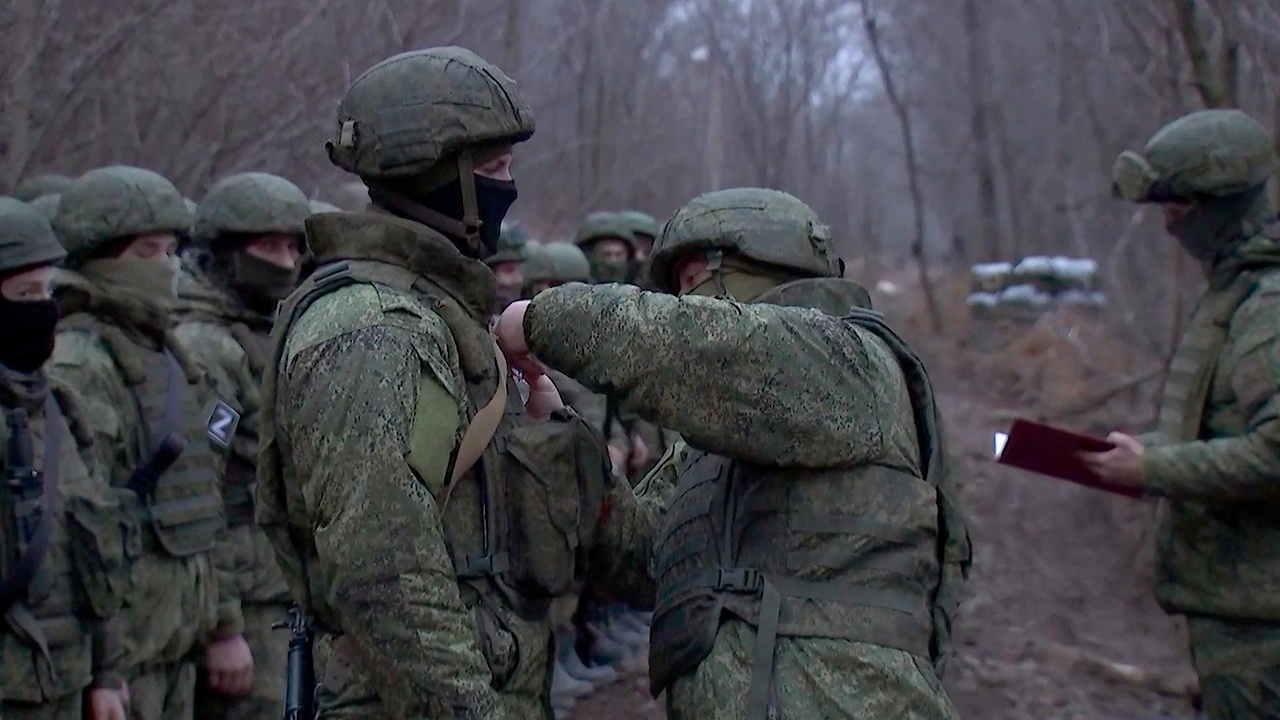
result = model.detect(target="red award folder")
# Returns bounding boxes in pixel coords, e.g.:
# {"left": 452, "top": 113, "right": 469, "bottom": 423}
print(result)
{"left": 994, "top": 419, "right": 1144, "bottom": 499}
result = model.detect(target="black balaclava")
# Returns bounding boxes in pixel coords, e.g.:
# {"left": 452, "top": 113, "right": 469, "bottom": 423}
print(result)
{"left": 0, "top": 282, "right": 59, "bottom": 373}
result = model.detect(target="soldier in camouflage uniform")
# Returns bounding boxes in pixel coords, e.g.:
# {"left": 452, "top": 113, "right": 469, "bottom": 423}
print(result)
{"left": 257, "top": 47, "right": 646, "bottom": 719}
{"left": 486, "top": 223, "right": 531, "bottom": 314}
{"left": 0, "top": 198, "right": 130, "bottom": 720}
{"left": 574, "top": 211, "right": 638, "bottom": 284}
{"left": 49, "top": 166, "right": 243, "bottom": 720}
{"left": 617, "top": 209, "right": 661, "bottom": 281}
{"left": 14, "top": 176, "right": 73, "bottom": 204}
{"left": 174, "top": 172, "right": 310, "bottom": 720}
{"left": 497, "top": 187, "right": 971, "bottom": 720}
{"left": 1084, "top": 109, "right": 1280, "bottom": 719}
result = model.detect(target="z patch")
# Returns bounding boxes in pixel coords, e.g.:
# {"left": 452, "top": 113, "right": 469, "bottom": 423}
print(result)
{"left": 205, "top": 400, "right": 241, "bottom": 449}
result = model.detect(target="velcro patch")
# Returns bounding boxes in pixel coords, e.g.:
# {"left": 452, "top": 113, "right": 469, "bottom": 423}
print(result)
{"left": 205, "top": 400, "right": 241, "bottom": 449}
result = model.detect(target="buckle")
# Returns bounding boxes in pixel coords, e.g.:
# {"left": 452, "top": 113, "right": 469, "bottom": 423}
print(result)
{"left": 716, "top": 568, "right": 763, "bottom": 593}
{"left": 457, "top": 552, "right": 510, "bottom": 579}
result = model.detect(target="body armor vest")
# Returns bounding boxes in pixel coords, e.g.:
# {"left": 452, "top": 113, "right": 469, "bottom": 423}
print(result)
{"left": 648, "top": 308, "right": 962, "bottom": 720}
{"left": 263, "top": 249, "right": 605, "bottom": 636}
{"left": 1, "top": 388, "right": 121, "bottom": 702}
{"left": 61, "top": 314, "right": 223, "bottom": 557}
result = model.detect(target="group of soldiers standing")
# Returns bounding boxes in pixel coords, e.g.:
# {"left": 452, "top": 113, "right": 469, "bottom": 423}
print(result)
{"left": 2, "top": 42, "right": 1280, "bottom": 720}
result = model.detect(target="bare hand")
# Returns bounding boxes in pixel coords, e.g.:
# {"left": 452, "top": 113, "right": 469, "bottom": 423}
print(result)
{"left": 524, "top": 372, "right": 565, "bottom": 420}
{"left": 88, "top": 688, "right": 126, "bottom": 720}
{"left": 1078, "top": 432, "right": 1145, "bottom": 489}
{"left": 496, "top": 301, "right": 531, "bottom": 358}
{"left": 204, "top": 634, "right": 254, "bottom": 696}
{"left": 629, "top": 434, "right": 651, "bottom": 469}
{"left": 118, "top": 681, "right": 130, "bottom": 712}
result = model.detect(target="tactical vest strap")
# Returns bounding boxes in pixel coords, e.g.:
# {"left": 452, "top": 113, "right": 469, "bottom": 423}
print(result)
{"left": 790, "top": 511, "right": 928, "bottom": 545}
{"left": 0, "top": 396, "right": 63, "bottom": 615}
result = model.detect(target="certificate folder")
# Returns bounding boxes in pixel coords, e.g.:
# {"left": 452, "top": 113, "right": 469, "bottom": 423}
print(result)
{"left": 994, "top": 419, "right": 1144, "bottom": 499}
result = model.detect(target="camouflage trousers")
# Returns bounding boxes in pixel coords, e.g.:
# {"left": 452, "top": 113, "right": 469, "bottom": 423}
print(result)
{"left": 195, "top": 603, "right": 290, "bottom": 720}
{"left": 128, "top": 660, "right": 196, "bottom": 720}
{"left": 1, "top": 692, "right": 81, "bottom": 720}
{"left": 1188, "top": 616, "right": 1280, "bottom": 720}
{"left": 666, "top": 619, "right": 960, "bottom": 720}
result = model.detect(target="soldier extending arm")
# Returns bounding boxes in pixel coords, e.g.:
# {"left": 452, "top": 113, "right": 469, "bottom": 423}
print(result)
{"left": 513, "top": 284, "right": 899, "bottom": 468}
{"left": 282, "top": 323, "right": 502, "bottom": 718}
{"left": 1142, "top": 287, "right": 1280, "bottom": 499}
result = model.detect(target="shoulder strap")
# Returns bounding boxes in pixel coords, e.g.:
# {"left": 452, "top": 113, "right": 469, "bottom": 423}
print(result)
{"left": 0, "top": 395, "right": 64, "bottom": 614}
{"left": 1178, "top": 271, "right": 1264, "bottom": 442}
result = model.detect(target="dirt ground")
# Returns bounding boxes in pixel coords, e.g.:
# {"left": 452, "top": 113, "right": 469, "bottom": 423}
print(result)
{"left": 567, "top": 283, "right": 1200, "bottom": 720}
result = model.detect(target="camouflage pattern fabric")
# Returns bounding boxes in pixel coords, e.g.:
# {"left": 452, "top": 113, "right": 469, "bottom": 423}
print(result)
{"left": 194, "top": 604, "right": 289, "bottom": 720}
{"left": 1187, "top": 617, "right": 1280, "bottom": 720}
{"left": 49, "top": 273, "right": 222, "bottom": 717}
{"left": 524, "top": 282, "right": 961, "bottom": 719}
{"left": 128, "top": 661, "right": 198, "bottom": 720}
{"left": 1, "top": 691, "right": 81, "bottom": 720}
{"left": 0, "top": 371, "right": 130, "bottom": 708}
{"left": 175, "top": 270, "right": 290, "bottom": 720}
{"left": 13, "top": 175, "right": 73, "bottom": 204}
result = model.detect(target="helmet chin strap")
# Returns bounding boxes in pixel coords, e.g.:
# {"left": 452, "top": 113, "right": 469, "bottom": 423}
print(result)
{"left": 365, "top": 150, "right": 485, "bottom": 255}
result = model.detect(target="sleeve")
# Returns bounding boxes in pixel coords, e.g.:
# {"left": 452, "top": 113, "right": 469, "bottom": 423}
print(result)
{"left": 584, "top": 440, "right": 687, "bottom": 607}
{"left": 1143, "top": 287, "right": 1280, "bottom": 499}
{"left": 283, "top": 324, "right": 503, "bottom": 719}
{"left": 524, "top": 283, "right": 896, "bottom": 467}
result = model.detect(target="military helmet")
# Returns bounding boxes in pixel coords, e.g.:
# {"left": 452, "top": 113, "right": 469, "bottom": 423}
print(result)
{"left": 544, "top": 242, "right": 592, "bottom": 282}
{"left": 27, "top": 194, "right": 61, "bottom": 224}
{"left": 327, "top": 47, "right": 534, "bottom": 181}
{"left": 618, "top": 209, "right": 662, "bottom": 240}
{"left": 487, "top": 222, "right": 531, "bottom": 265}
{"left": 309, "top": 200, "right": 342, "bottom": 214}
{"left": 649, "top": 188, "right": 838, "bottom": 294}
{"left": 0, "top": 197, "right": 66, "bottom": 276}
{"left": 13, "top": 174, "right": 73, "bottom": 203}
{"left": 54, "top": 165, "right": 191, "bottom": 260}
{"left": 573, "top": 211, "right": 637, "bottom": 251}
{"left": 193, "top": 172, "right": 311, "bottom": 247}
{"left": 1113, "top": 110, "right": 1278, "bottom": 203}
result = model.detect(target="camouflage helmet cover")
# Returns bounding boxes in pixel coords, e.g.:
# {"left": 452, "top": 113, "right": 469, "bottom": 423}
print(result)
{"left": 618, "top": 209, "right": 662, "bottom": 240}
{"left": 543, "top": 241, "right": 592, "bottom": 282}
{"left": 27, "top": 194, "right": 62, "bottom": 224}
{"left": 648, "top": 187, "right": 838, "bottom": 294}
{"left": 0, "top": 196, "right": 66, "bottom": 275}
{"left": 53, "top": 165, "right": 191, "bottom": 260}
{"left": 14, "top": 174, "right": 73, "bottom": 203}
{"left": 487, "top": 221, "right": 531, "bottom": 265}
{"left": 193, "top": 172, "right": 312, "bottom": 247}
{"left": 327, "top": 47, "right": 535, "bottom": 180}
{"left": 573, "top": 211, "right": 637, "bottom": 251}
{"left": 1113, "top": 109, "right": 1278, "bottom": 203}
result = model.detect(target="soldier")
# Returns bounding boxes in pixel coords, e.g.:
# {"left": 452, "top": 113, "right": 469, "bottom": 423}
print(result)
{"left": 0, "top": 198, "right": 130, "bottom": 720}
{"left": 174, "top": 172, "right": 310, "bottom": 720}
{"left": 49, "top": 166, "right": 244, "bottom": 720}
{"left": 257, "top": 47, "right": 643, "bottom": 719}
{"left": 1083, "top": 109, "right": 1280, "bottom": 720}
{"left": 574, "top": 211, "right": 638, "bottom": 284}
{"left": 497, "top": 187, "right": 971, "bottom": 720}
{"left": 617, "top": 209, "right": 662, "bottom": 277}
{"left": 487, "top": 223, "right": 531, "bottom": 314}
{"left": 14, "top": 175, "right": 74, "bottom": 204}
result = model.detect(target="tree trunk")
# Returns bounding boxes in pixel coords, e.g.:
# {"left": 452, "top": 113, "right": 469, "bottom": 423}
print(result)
{"left": 963, "top": 0, "right": 1005, "bottom": 263}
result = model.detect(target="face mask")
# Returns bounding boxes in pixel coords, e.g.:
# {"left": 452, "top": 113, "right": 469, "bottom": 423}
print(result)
{"left": 0, "top": 297, "right": 59, "bottom": 373}
{"left": 1167, "top": 186, "right": 1272, "bottom": 266}
{"left": 418, "top": 175, "right": 519, "bottom": 258}
{"left": 232, "top": 251, "right": 299, "bottom": 312}
{"left": 80, "top": 256, "right": 181, "bottom": 309}
{"left": 684, "top": 269, "right": 783, "bottom": 301}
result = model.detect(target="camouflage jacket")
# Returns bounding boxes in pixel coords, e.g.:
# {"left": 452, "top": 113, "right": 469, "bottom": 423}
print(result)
{"left": 50, "top": 271, "right": 228, "bottom": 665}
{"left": 174, "top": 269, "right": 290, "bottom": 622}
{"left": 0, "top": 367, "right": 129, "bottom": 703}
{"left": 1141, "top": 231, "right": 1280, "bottom": 619}
{"left": 258, "top": 211, "right": 644, "bottom": 720}
{"left": 523, "top": 281, "right": 967, "bottom": 715}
